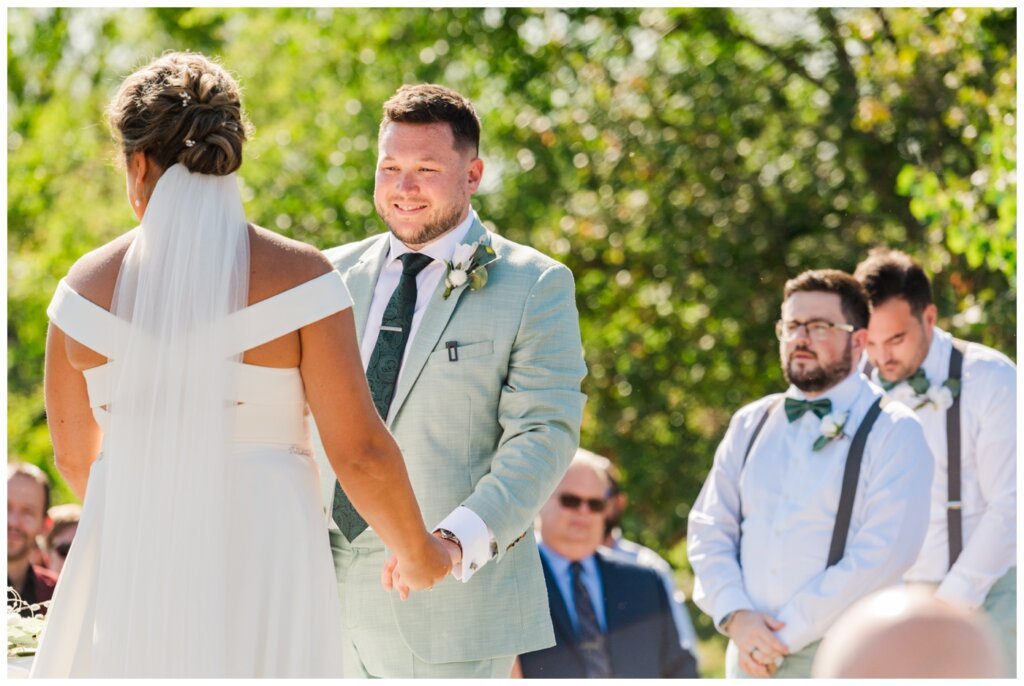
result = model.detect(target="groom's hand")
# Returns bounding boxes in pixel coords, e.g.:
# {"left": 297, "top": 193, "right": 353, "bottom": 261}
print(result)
{"left": 380, "top": 534, "right": 453, "bottom": 600}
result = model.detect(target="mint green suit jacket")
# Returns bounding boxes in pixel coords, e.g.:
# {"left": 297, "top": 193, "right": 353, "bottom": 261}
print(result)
{"left": 317, "top": 217, "right": 587, "bottom": 663}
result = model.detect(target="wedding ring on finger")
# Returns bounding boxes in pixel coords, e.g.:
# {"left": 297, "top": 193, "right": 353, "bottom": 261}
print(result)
{"left": 750, "top": 647, "right": 760, "bottom": 661}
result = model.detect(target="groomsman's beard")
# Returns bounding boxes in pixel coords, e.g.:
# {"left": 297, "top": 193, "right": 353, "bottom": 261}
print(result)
{"left": 376, "top": 197, "right": 467, "bottom": 248}
{"left": 784, "top": 338, "right": 854, "bottom": 392}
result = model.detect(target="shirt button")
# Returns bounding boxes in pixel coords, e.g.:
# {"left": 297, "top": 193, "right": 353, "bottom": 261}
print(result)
{"left": 469, "top": 562, "right": 478, "bottom": 571}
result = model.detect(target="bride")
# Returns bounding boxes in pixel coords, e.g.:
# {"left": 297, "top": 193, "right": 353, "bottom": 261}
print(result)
{"left": 30, "top": 52, "right": 450, "bottom": 677}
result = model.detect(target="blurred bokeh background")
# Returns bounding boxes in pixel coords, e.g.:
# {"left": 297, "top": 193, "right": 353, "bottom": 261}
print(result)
{"left": 7, "top": 7, "right": 1016, "bottom": 674}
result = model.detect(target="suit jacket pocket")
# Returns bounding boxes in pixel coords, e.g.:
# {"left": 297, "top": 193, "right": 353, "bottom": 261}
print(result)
{"left": 427, "top": 339, "right": 494, "bottom": 364}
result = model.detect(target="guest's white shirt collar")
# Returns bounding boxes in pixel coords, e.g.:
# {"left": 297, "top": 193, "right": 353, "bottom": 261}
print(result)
{"left": 386, "top": 207, "right": 476, "bottom": 265}
{"left": 786, "top": 367, "right": 865, "bottom": 412}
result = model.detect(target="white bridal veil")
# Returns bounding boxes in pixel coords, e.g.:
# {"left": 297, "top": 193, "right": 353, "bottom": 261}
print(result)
{"left": 93, "top": 163, "right": 249, "bottom": 675}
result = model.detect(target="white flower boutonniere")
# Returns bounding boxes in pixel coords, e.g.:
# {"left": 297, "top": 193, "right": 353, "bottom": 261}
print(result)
{"left": 443, "top": 236, "right": 497, "bottom": 299}
{"left": 813, "top": 411, "right": 849, "bottom": 451}
{"left": 918, "top": 381, "right": 958, "bottom": 411}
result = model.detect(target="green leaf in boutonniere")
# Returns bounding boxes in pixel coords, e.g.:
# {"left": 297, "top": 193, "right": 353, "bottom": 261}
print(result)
{"left": 812, "top": 412, "right": 849, "bottom": 452}
{"left": 443, "top": 238, "right": 498, "bottom": 299}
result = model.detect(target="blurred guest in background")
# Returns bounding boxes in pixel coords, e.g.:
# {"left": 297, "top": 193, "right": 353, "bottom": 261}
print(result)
{"left": 855, "top": 248, "right": 1016, "bottom": 677}
{"left": 518, "top": 451, "right": 697, "bottom": 678}
{"left": 7, "top": 462, "right": 57, "bottom": 614}
{"left": 812, "top": 584, "right": 1003, "bottom": 678}
{"left": 599, "top": 452, "right": 701, "bottom": 666}
{"left": 45, "top": 503, "right": 82, "bottom": 577}
{"left": 687, "top": 269, "right": 932, "bottom": 678}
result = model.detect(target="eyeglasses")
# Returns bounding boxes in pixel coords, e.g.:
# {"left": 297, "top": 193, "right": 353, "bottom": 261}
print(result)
{"left": 558, "top": 493, "right": 607, "bottom": 513}
{"left": 53, "top": 542, "right": 72, "bottom": 558}
{"left": 775, "top": 319, "right": 856, "bottom": 342}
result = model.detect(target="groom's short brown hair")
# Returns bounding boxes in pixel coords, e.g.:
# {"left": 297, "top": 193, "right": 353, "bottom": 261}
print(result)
{"left": 380, "top": 84, "right": 481, "bottom": 155}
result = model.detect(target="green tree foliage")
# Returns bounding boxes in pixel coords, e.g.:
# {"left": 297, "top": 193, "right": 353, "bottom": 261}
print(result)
{"left": 7, "top": 11, "right": 1015, "bottom": 667}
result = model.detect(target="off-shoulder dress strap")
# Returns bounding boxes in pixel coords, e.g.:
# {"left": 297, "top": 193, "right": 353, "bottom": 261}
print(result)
{"left": 47, "top": 280, "right": 130, "bottom": 359}
{"left": 224, "top": 270, "right": 352, "bottom": 356}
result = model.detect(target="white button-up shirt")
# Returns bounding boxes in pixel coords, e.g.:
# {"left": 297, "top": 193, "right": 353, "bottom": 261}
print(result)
{"left": 687, "top": 370, "right": 933, "bottom": 653}
{"left": 873, "top": 327, "right": 1017, "bottom": 608}
{"left": 361, "top": 207, "right": 495, "bottom": 583}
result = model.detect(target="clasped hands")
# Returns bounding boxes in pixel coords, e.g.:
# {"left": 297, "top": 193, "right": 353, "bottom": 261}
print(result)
{"left": 724, "top": 610, "right": 790, "bottom": 678}
{"left": 380, "top": 531, "right": 462, "bottom": 600}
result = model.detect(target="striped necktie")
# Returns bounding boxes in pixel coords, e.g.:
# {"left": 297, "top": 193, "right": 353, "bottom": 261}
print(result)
{"left": 571, "top": 561, "right": 612, "bottom": 678}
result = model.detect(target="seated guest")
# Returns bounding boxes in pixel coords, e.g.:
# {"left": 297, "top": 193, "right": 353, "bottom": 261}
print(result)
{"left": 518, "top": 451, "right": 698, "bottom": 678}
{"left": 812, "top": 584, "right": 1003, "bottom": 678}
{"left": 7, "top": 463, "right": 57, "bottom": 614}
{"left": 601, "top": 454, "right": 701, "bottom": 665}
{"left": 45, "top": 503, "right": 82, "bottom": 576}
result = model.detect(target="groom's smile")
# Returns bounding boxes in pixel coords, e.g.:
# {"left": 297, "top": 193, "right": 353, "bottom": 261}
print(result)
{"left": 374, "top": 121, "right": 483, "bottom": 250}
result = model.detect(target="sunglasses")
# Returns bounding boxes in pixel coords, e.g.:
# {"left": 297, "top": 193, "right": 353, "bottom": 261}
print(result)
{"left": 53, "top": 542, "right": 72, "bottom": 558}
{"left": 558, "top": 493, "right": 607, "bottom": 513}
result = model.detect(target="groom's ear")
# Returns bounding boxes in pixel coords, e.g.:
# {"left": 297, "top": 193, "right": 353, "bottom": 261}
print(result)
{"left": 466, "top": 157, "right": 483, "bottom": 194}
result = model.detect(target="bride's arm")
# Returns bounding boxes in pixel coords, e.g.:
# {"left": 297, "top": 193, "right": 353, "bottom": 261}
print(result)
{"left": 44, "top": 323, "right": 102, "bottom": 501}
{"left": 301, "top": 303, "right": 451, "bottom": 593}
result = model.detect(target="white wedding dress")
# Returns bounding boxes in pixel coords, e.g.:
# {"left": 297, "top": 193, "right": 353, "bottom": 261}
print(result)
{"left": 31, "top": 165, "right": 348, "bottom": 677}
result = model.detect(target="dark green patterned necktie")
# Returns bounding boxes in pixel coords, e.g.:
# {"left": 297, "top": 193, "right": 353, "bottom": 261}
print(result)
{"left": 332, "top": 251, "right": 434, "bottom": 542}
{"left": 784, "top": 397, "right": 832, "bottom": 423}
{"left": 881, "top": 367, "right": 929, "bottom": 394}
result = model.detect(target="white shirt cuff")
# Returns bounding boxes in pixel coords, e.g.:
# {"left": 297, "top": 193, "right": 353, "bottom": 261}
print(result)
{"left": 434, "top": 505, "right": 495, "bottom": 583}
{"left": 935, "top": 571, "right": 987, "bottom": 610}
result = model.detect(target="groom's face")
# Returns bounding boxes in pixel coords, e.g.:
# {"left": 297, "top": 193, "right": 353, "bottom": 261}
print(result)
{"left": 374, "top": 121, "right": 483, "bottom": 249}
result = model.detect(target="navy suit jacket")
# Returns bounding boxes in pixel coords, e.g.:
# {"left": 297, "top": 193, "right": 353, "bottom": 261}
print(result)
{"left": 520, "top": 548, "right": 698, "bottom": 678}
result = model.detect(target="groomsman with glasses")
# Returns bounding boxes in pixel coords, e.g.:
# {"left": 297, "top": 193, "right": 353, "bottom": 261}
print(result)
{"left": 518, "top": 449, "right": 697, "bottom": 678}
{"left": 688, "top": 269, "right": 933, "bottom": 678}
{"left": 855, "top": 248, "right": 1016, "bottom": 677}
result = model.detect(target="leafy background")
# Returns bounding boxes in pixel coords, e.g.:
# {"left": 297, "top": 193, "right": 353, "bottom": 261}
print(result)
{"left": 7, "top": 8, "right": 1016, "bottom": 674}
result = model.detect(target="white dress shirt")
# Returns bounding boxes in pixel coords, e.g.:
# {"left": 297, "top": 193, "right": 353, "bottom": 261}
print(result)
{"left": 687, "top": 370, "right": 933, "bottom": 653}
{"left": 361, "top": 207, "right": 495, "bottom": 583}
{"left": 874, "top": 327, "right": 1017, "bottom": 608}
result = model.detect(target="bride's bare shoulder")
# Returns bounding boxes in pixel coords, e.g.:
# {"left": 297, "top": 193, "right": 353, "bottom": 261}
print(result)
{"left": 63, "top": 230, "right": 138, "bottom": 311}
{"left": 247, "top": 224, "right": 334, "bottom": 304}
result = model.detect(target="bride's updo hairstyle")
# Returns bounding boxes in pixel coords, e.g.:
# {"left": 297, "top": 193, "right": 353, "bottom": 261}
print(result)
{"left": 107, "top": 52, "right": 250, "bottom": 176}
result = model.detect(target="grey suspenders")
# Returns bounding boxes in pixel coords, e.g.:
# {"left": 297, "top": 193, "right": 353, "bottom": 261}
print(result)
{"left": 741, "top": 394, "right": 887, "bottom": 569}
{"left": 946, "top": 338, "right": 968, "bottom": 568}
{"left": 866, "top": 338, "right": 969, "bottom": 570}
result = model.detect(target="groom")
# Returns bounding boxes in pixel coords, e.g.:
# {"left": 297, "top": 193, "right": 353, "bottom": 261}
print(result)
{"left": 316, "top": 84, "right": 587, "bottom": 677}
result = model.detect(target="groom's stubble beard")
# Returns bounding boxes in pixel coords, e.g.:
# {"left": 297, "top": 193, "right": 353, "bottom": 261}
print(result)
{"left": 783, "top": 337, "right": 854, "bottom": 393}
{"left": 375, "top": 195, "right": 467, "bottom": 248}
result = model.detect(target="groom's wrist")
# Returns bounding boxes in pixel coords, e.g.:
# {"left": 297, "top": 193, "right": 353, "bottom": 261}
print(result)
{"left": 433, "top": 528, "right": 463, "bottom": 566}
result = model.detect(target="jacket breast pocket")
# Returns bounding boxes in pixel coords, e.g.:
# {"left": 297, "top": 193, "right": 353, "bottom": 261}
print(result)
{"left": 427, "top": 339, "right": 494, "bottom": 364}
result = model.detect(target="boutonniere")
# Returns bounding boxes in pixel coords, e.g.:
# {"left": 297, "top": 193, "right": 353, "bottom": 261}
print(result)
{"left": 916, "top": 379, "right": 960, "bottom": 411}
{"left": 443, "top": 236, "right": 497, "bottom": 299}
{"left": 813, "top": 412, "right": 849, "bottom": 451}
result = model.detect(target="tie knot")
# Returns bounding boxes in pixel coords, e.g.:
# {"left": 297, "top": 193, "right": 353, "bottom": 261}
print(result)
{"left": 399, "top": 252, "right": 433, "bottom": 277}
{"left": 570, "top": 561, "right": 584, "bottom": 578}
{"left": 784, "top": 397, "right": 833, "bottom": 423}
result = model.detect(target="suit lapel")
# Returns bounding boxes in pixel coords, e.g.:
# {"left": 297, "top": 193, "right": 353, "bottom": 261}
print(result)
{"left": 597, "top": 551, "right": 627, "bottom": 673}
{"left": 343, "top": 236, "right": 390, "bottom": 344}
{"left": 386, "top": 219, "right": 490, "bottom": 423}
{"left": 539, "top": 553, "right": 578, "bottom": 646}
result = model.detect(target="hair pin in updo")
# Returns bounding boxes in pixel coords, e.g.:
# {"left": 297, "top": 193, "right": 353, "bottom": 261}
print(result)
{"left": 180, "top": 91, "right": 192, "bottom": 107}
{"left": 185, "top": 138, "right": 196, "bottom": 147}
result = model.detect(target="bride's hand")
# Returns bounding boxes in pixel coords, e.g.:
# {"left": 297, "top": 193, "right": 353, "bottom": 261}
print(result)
{"left": 380, "top": 533, "right": 453, "bottom": 600}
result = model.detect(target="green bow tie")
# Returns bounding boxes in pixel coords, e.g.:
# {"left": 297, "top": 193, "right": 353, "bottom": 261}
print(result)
{"left": 784, "top": 397, "right": 833, "bottom": 423}
{"left": 881, "top": 368, "right": 929, "bottom": 394}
